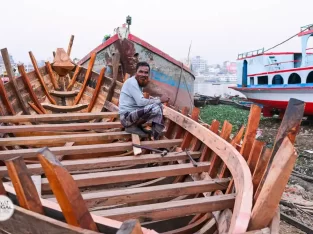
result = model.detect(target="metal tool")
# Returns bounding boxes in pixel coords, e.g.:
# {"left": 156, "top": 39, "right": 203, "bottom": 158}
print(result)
{"left": 132, "top": 144, "right": 168, "bottom": 156}
{"left": 185, "top": 149, "right": 198, "bottom": 167}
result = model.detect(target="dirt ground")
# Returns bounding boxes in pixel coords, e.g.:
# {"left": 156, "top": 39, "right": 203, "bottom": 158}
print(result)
{"left": 258, "top": 118, "right": 313, "bottom": 233}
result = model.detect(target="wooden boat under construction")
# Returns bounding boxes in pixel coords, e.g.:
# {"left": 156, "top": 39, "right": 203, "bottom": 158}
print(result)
{"left": 0, "top": 40, "right": 305, "bottom": 234}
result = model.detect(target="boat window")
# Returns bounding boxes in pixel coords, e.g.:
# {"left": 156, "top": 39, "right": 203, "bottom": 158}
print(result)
{"left": 257, "top": 76, "right": 268, "bottom": 85}
{"left": 250, "top": 77, "right": 254, "bottom": 85}
{"left": 288, "top": 73, "right": 301, "bottom": 84}
{"left": 272, "top": 75, "right": 284, "bottom": 85}
{"left": 307, "top": 71, "right": 313, "bottom": 83}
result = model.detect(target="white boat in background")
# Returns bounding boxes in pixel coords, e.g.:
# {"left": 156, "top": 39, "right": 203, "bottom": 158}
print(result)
{"left": 231, "top": 24, "right": 313, "bottom": 117}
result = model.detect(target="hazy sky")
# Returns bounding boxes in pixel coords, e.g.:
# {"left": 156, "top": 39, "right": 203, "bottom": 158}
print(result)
{"left": 1, "top": 0, "right": 313, "bottom": 64}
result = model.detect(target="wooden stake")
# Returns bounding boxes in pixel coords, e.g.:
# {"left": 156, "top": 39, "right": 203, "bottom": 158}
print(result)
{"left": 45, "top": 61, "right": 60, "bottom": 90}
{"left": 73, "top": 53, "right": 96, "bottom": 105}
{"left": 67, "top": 65, "right": 82, "bottom": 91}
{"left": 1, "top": 48, "right": 29, "bottom": 114}
{"left": 0, "top": 78, "right": 15, "bottom": 115}
{"left": 5, "top": 156, "right": 44, "bottom": 214}
{"left": 247, "top": 140, "right": 265, "bottom": 174}
{"left": 67, "top": 35, "right": 74, "bottom": 56}
{"left": 87, "top": 67, "right": 106, "bottom": 112}
{"left": 199, "top": 120, "right": 220, "bottom": 162}
{"left": 37, "top": 148, "right": 99, "bottom": 231}
{"left": 248, "top": 137, "right": 297, "bottom": 230}
{"left": 18, "top": 64, "right": 46, "bottom": 114}
{"left": 29, "top": 51, "right": 56, "bottom": 105}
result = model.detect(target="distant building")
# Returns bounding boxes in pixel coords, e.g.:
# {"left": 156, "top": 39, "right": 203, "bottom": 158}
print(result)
{"left": 223, "top": 61, "right": 237, "bottom": 74}
{"left": 191, "top": 56, "right": 207, "bottom": 73}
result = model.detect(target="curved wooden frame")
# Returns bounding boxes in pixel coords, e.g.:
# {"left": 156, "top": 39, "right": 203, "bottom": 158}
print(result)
{"left": 163, "top": 106, "right": 253, "bottom": 234}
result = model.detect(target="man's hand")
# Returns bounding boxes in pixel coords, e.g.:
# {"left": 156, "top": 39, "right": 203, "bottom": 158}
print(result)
{"left": 160, "top": 94, "right": 170, "bottom": 103}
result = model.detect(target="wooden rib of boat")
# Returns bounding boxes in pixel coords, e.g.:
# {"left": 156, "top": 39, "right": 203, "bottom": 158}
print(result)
{"left": 0, "top": 39, "right": 304, "bottom": 234}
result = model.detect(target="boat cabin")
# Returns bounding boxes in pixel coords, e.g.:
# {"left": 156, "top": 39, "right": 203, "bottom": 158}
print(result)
{"left": 236, "top": 24, "right": 313, "bottom": 88}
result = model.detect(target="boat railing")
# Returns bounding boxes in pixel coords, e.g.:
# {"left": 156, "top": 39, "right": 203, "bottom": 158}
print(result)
{"left": 265, "top": 59, "right": 301, "bottom": 71}
{"left": 237, "top": 48, "right": 264, "bottom": 59}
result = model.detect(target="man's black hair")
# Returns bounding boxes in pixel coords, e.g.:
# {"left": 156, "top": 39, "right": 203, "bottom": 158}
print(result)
{"left": 136, "top": 61, "right": 150, "bottom": 72}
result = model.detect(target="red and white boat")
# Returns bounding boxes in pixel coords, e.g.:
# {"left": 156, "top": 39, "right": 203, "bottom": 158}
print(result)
{"left": 231, "top": 24, "right": 313, "bottom": 117}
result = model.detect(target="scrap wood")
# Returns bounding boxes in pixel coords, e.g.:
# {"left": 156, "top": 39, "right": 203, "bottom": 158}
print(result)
{"left": 280, "top": 212, "right": 313, "bottom": 234}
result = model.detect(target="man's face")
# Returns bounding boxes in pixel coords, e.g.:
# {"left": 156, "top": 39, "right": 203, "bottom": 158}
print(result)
{"left": 135, "top": 66, "right": 149, "bottom": 87}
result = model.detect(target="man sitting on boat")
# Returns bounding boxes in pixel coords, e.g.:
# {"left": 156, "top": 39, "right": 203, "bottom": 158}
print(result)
{"left": 119, "top": 61, "right": 169, "bottom": 139}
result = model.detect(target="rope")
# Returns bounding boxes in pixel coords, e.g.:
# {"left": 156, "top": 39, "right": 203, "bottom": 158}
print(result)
{"left": 264, "top": 25, "right": 312, "bottom": 53}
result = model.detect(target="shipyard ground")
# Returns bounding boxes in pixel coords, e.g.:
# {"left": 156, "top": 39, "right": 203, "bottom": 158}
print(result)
{"left": 200, "top": 105, "right": 313, "bottom": 233}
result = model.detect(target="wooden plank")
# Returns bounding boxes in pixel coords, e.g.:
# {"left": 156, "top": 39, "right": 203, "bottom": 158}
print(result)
{"left": 45, "top": 61, "right": 60, "bottom": 90}
{"left": 208, "top": 120, "right": 232, "bottom": 178}
{"left": 50, "top": 90, "right": 79, "bottom": 98}
{"left": 79, "top": 178, "right": 230, "bottom": 208}
{"left": 240, "top": 105, "right": 262, "bottom": 160}
{"left": 269, "top": 208, "right": 280, "bottom": 234}
{"left": 41, "top": 162, "right": 211, "bottom": 191}
{"left": 200, "top": 120, "right": 220, "bottom": 162}
{"left": 67, "top": 35, "right": 74, "bottom": 56}
{"left": 103, "top": 101, "right": 119, "bottom": 112}
{"left": 248, "top": 137, "right": 297, "bottom": 230}
{"left": 173, "top": 107, "right": 189, "bottom": 139}
{"left": 74, "top": 53, "right": 96, "bottom": 105}
{"left": 5, "top": 156, "right": 44, "bottom": 214}
{"left": 18, "top": 64, "right": 47, "bottom": 113}
{"left": 0, "top": 205, "right": 100, "bottom": 234}
{"left": 180, "top": 108, "right": 200, "bottom": 149}
{"left": 254, "top": 98, "right": 304, "bottom": 200}
{"left": 0, "top": 139, "right": 183, "bottom": 160}
{"left": 37, "top": 148, "right": 99, "bottom": 231}
{"left": 0, "top": 151, "right": 201, "bottom": 177}
{"left": 0, "top": 122, "right": 122, "bottom": 133}
{"left": 132, "top": 134, "right": 142, "bottom": 156}
{"left": 163, "top": 106, "right": 252, "bottom": 234}
{"left": 117, "top": 220, "right": 143, "bottom": 234}
{"left": 0, "top": 112, "right": 118, "bottom": 123}
{"left": 103, "top": 52, "right": 120, "bottom": 104}
{"left": 92, "top": 194, "right": 235, "bottom": 221}
{"left": 0, "top": 131, "right": 130, "bottom": 146}
{"left": 219, "top": 125, "right": 245, "bottom": 178}
{"left": 42, "top": 103, "right": 88, "bottom": 113}
{"left": 247, "top": 140, "right": 265, "bottom": 174}
{"left": 67, "top": 66, "right": 82, "bottom": 91}
{"left": 88, "top": 67, "right": 106, "bottom": 112}
{"left": 0, "top": 78, "right": 15, "bottom": 115}
{"left": 1, "top": 48, "right": 29, "bottom": 114}
{"left": 29, "top": 51, "right": 57, "bottom": 105}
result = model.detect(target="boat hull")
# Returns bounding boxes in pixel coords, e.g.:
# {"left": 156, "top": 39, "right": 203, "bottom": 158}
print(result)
{"left": 78, "top": 33, "right": 195, "bottom": 111}
{"left": 231, "top": 87, "right": 313, "bottom": 115}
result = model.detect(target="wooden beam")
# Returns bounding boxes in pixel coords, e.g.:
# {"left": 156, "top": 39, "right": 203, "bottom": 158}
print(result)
{"left": 0, "top": 121, "right": 122, "bottom": 133}
{"left": 247, "top": 140, "right": 265, "bottom": 174}
{"left": 67, "top": 65, "right": 82, "bottom": 91}
{"left": 5, "top": 156, "right": 44, "bottom": 214}
{"left": 92, "top": 194, "right": 235, "bottom": 222}
{"left": 180, "top": 108, "right": 200, "bottom": 149}
{"left": 0, "top": 205, "right": 100, "bottom": 234}
{"left": 42, "top": 103, "right": 88, "bottom": 113}
{"left": 0, "top": 139, "right": 183, "bottom": 160}
{"left": 0, "top": 131, "right": 130, "bottom": 146}
{"left": 67, "top": 35, "right": 74, "bottom": 56}
{"left": 45, "top": 61, "right": 60, "bottom": 90}
{"left": 28, "top": 102, "right": 44, "bottom": 114}
{"left": 0, "top": 151, "right": 201, "bottom": 177}
{"left": 88, "top": 67, "right": 106, "bottom": 112}
{"left": 240, "top": 105, "right": 262, "bottom": 160}
{"left": 117, "top": 219, "right": 143, "bottom": 234}
{"left": 248, "top": 137, "right": 297, "bottom": 230}
{"left": 29, "top": 51, "right": 57, "bottom": 105}
{"left": 254, "top": 98, "right": 304, "bottom": 200}
{"left": 18, "top": 64, "right": 47, "bottom": 113}
{"left": 50, "top": 90, "right": 79, "bottom": 98}
{"left": 0, "top": 112, "right": 118, "bottom": 123}
{"left": 208, "top": 120, "right": 232, "bottom": 178}
{"left": 200, "top": 120, "right": 220, "bottom": 162}
{"left": 173, "top": 107, "right": 189, "bottom": 139}
{"left": 163, "top": 106, "right": 252, "bottom": 234}
{"left": 0, "top": 178, "right": 6, "bottom": 195}
{"left": 0, "top": 78, "right": 15, "bottom": 115}
{"left": 79, "top": 178, "right": 230, "bottom": 208}
{"left": 41, "top": 162, "right": 211, "bottom": 191}
{"left": 132, "top": 134, "right": 142, "bottom": 156}
{"left": 103, "top": 52, "right": 120, "bottom": 105}
{"left": 73, "top": 53, "right": 96, "bottom": 105}
{"left": 37, "top": 148, "right": 99, "bottom": 231}
{"left": 1, "top": 48, "right": 29, "bottom": 114}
